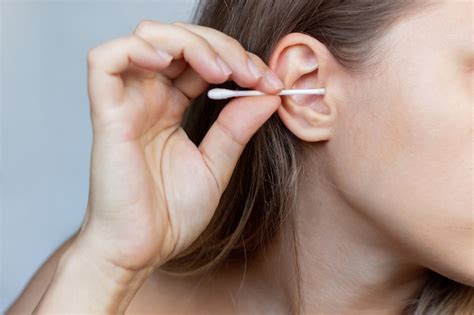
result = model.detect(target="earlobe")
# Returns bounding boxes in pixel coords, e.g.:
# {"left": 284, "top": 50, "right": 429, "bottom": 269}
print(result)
{"left": 268, "top": 33, "right": 336, "bottom": 143}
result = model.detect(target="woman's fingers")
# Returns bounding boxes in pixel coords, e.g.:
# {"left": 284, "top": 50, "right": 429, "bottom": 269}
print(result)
{"left": 247, "top": 52, "right": 285, "bottom": 92}
{"left": 171, "top": 51, "right": 282, "bottom": 101}
{"left": 87, "top": 35, "right": 173, "bottom": 112}
{"left": 198, "top": 95, "right": 281, "bottom": 194}
{"left": 133, "top": 21, "right": 232, "bottom": 85}
{"left": 172, "top": 66, "right": 209, "bottom": 100}
{"left": 160, "top": 58, "right": 188, "bottom": 80}
{"left": 133, "top": 20, "right": 284, "bottom": 99}
{"left": 172, "top": 22, "right": 285, "bottom": 93}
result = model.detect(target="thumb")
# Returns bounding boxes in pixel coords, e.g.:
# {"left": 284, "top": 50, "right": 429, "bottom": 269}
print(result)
{"left": 198, "top": 95, "right": 281, "bottom": 194}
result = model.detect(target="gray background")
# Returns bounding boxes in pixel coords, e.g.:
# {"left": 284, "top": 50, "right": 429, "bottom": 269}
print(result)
{"left": 1, "top": 0, "right": 197, "bottom": 311}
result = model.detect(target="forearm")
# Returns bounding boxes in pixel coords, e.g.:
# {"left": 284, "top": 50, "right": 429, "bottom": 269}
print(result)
{"left": 32, "top": 241, "right": 153, "bottom": 314}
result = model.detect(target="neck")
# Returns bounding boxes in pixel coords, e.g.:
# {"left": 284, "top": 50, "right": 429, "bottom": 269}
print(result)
{"left": 243, "top": 168, "right": 430, "bottom": 314}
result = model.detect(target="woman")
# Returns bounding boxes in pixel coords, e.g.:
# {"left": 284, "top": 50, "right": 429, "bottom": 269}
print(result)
{"left": 6, "top": 0, "right": 473, "bottom": 314}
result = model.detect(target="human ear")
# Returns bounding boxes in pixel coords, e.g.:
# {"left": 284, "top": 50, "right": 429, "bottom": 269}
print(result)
{"left": 268, "top": 33, "right": 337, "bottom": 142}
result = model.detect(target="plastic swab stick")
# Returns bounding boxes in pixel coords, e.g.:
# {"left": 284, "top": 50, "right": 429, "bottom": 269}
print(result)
{"left": 207, "top": 88, "right": 326, "bottom": 100}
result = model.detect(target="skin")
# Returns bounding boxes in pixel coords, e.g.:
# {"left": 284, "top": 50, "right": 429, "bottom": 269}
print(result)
{"left": 236, "top": 0, "right": 473, "bottom": 313}
{"left": 6, "top": 0, "right": 473, "bottom": 314}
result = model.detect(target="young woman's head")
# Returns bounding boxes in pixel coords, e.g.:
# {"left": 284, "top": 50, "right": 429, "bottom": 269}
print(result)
{"left": 160, "top": 0, "right": 473, "bottom": 313}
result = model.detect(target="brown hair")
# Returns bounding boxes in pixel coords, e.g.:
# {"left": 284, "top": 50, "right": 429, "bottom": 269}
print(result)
{"left": 159, "top": 0, "right": 474, "bottom": 313}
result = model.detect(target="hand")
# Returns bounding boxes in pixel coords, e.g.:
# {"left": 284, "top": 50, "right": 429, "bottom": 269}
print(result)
{"left": 76, "top": 20, "right": 284, "bottom": 273}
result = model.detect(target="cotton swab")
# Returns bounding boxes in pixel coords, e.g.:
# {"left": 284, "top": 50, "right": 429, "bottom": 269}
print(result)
{"left": 207, "top": 88, "right": 326, "bottom": 100}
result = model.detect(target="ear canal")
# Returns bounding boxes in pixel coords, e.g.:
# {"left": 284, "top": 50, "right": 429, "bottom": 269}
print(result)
{"left": 289, "top": 93, "right": 330, "bottom": 115}
{"left": 289, "top": 72, "right": 330, "bottom": 115}
{"left": 291, "top": 71, "right": 318, "bottom": 90}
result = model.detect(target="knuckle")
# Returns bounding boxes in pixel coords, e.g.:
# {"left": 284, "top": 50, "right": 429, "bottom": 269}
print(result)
{"left": 183, "top": 30, "right": 209, "bottom": 49}
{"left": 173, "top": 22, "right": 210, "bottom": 45}
{"left": 127, "top": 34, "right": 141, "bottom": 46}
{"left": 172, "top": 21, "right": 186, "bottom": 27}
{"left": 247, "top": 52, "right": 263, "bottom": 63}
{"left": 87, "top": 47, "right": 101, "bottom": 68}
{"left": 134, "top": 19, "right": 158, "bottom": 35}
{"left": 248, "top": 52, "right": 269, "bottom": 69}
{"left": 215, "top": 117, "right": 245, "bottom": 147}
{"left": 222, "top": 35, "right": 240, "bottom": 47}
{"left": 220, "top": 37, "right": 249, "bottom": 61}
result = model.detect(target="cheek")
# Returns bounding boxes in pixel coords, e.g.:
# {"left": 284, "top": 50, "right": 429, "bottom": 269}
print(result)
{"left": 383, "top": 70, "right": 472, "bottom": 225}
{"left": 328, "top": 66, "right": 473, "bottom": 284}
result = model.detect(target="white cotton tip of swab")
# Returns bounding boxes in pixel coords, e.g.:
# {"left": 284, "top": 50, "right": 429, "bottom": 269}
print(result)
{"left": 207, "top": 88, "right": 326, "bottom": 100}
{"left": 207, "top": 88, "right": 237, "bottom": 100}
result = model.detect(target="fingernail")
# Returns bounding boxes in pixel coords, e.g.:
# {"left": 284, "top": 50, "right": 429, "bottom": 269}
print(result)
{"left": 247, "top": 58, "right": 263, "bottom": 79}
{"left": 155, "top": 48, "right": 173, "bottom": 63}
{"left": 216, "top": 55, "right": 232, "bottom": 76}
{"left": 264, "top": 71, "right": 284, "bottom": 90}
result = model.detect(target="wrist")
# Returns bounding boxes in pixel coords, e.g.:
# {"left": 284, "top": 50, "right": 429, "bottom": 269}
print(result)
{"left": 66, "top": 236, "right": 152, "bottom": 285}
{"left": 33, "top": 239, "right": 153, "bottom": 314}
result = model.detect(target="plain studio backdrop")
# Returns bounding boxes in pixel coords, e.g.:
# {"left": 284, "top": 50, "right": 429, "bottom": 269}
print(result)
{"left": 1, "top": 0, "right": 197, "bottom": 311}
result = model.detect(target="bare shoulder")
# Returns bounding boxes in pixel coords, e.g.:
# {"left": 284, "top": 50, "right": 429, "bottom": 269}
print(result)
{"left": 5, "top": 231, "right": 79, "bottom": 314}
